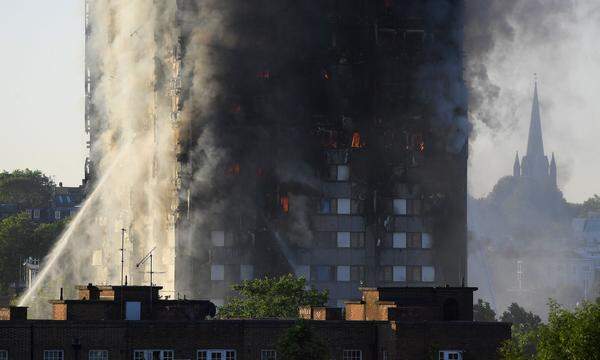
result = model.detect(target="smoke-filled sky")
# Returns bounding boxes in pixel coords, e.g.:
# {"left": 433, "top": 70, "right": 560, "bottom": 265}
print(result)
{"left": 0, "top": 0, "right": 598, "bottom": 202}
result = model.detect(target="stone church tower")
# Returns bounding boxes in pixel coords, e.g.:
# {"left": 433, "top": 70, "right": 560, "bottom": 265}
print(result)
{"left": 513, "top": 81, "right": 558, "bottom": 189}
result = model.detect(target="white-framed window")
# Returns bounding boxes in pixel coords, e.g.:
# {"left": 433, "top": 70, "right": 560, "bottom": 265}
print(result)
{"left": 343, "top": 349, "right": 362, "bottom": 360}
{"left": 261, "top": 349, "right": 277, "bottom": 360}
{"left": 33, "top": 208, "right": 40, "bottom": 219}
{"left": 439, "top": 350, "right": 462, "bottom": 360}
{"left": 295, "top": 265, "right": 310, "bottom": 280}
{"left": 134, "top": 350, "right": 174, "bottom": 360}
{"left": 337, "top": 165, "right": 350, "bottom": 181}
{"left": 422, "top": 233, "right": 433, "bottom": 248}
{"left": 393, "top": 266, "right": 406, "bottom": 282}
{"left": 54, "top": 210, "right": 61, "bottom": 220}
{"left": 337, "top": 198, "right": 351, "bottom": 214}
{"left": 382, "top": 351, "right": 388, "bottom": 360}
{"left": 337, "top": 266, "right": 350, "bottom": 282}
{"left": 44, "top": 350, "right": 64, "bottom": 360}
{"left": 211, "top": 265, "right": 225, "bottom": 281}
{"left": 392, "top": 232, "right": 407, "bottom": 248}
{"left": 89, "top": 350, "right": 108, "bottom": 360}
{"left": 0, "top": 350, "right": 7, "bottom": 360}
{"left": 337, "top": 232, "right": 351, "bottom": 248}
{"left": 422, "top": 266, "right": 435, "bottom": 282}
{"left": 393, "top": 199, "right": 407, "bottom": 215}
{"left": 211, "top": 230, "right": 225, "bottom": 247}
{"left": 197, "top": 349, "right": 236, "bottom": 360}
{"left": 26, "top": 209, "right": 33, "bottom": 217}
{"left": 240, "top": 265, "right": 254, "bottom": 281}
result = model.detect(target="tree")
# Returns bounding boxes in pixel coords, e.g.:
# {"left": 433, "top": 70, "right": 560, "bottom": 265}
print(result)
{"left": 218, "top": 274, "right": 328, "bottom": 319}
{"left": 580, "top": 194, "right": 600, "bottom": 216}
{"left": 0, "top": 169, "right": 55, "bottom": 209}
{"left": 276, "top": 320, "right": 329, "bottom": 360}
{"left": 0, "top": 213, "right": 66, "bottom": 292}
{"left": 473, "top": 299, "right": 497, "bottom": 322}
{"left": 500, "top": 303, "right": 542, "bottom": 332}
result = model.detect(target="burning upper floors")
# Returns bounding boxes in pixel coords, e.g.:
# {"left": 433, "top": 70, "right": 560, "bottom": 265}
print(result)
{"left": 83, "top": 0, "right": 467, "bottom": 306}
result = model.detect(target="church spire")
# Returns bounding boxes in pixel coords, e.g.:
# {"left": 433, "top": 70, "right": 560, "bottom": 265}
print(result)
{"left": 513, "top": 152, "right": 521, "bottom": 177}
{"left": 526, "top": 80, "right": 545, "bottom": 158}
{"left": 550, "top": 152, "right": 557, "bottom": 188}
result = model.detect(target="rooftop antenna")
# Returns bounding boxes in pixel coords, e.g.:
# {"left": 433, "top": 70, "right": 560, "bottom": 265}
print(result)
{"left": 136, "top": 247, "right": 165, "bottom": 286}
{"left": 120, "top": 228, "right": 126, "bottom": 288}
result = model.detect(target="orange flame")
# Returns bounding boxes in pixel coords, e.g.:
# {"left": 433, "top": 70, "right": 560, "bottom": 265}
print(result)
{"left": 280, "top": 195, "right": 289, "bottom": 213}
{"left": 351, "top": 132, "right": 363, "bottom": 148}
{"left": 226, "top": 163, "right": 240, "bottom": 176}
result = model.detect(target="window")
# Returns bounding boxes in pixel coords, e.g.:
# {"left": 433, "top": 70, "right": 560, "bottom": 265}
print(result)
{"left": 393, "top": 232, "right": 406, "bottom": 248}
{"left": 350, "top": 233, "right": 365, "bottom": 248}
{"left": 313, "top": 266, "right": 332, "bottom": 281}
{"left": 422, "top": 233, "right": 433, "bottom": 248}
{"left": 422, "top": 266, "right": 435, "bottom": 282}
{"left": 240, "top": 265, "right": 254, "bottom": 281}
{"left": 337, "top": 232, "right": 351, "bottom": 248}
{"left": 439, "top": 351, "right": 462, "bottom": 360}
{"left": 33, "top": 209, "right": 40, "bottom": 219}
{"left": 382, "top": 351, "right": 388, "bottom": 360}
{"left": 295, "top": 265, "right": 310, "bottom": 280}
{"left": 125, "top": 301, "right": 141, "bottom": 320}
{"left": 343, "top": 350, "right": 362, "bottom": 360}
{"left": 211, "top": 265, "right": 225, "bottom": 281}
{"left": 383, "top": 266, "right": 393, "bottom": 282}
{"left": 393, "top": 199, "right": 407, "bottom": 215}
{"left": 261, "top": 350, "right": 277, "bottom": 360}
{"left": 407, "top": 233, "right": 422, "bottom": 248}
{"left": 337, "top": 198, "right": 351, "bottom": 214}
{"left": 350, "top": 266, "right": 365, "bottom": 282}
{"left": 134, "top": 350, "right": 174, "bottom": 360}
{"left": 319, "top": 199, "right": 332, "bottom": 214}
{"left": 407, "top": 266, "right": 422, "bottom": 282}
{"left": 337, "top": 165, "right": 350, "bottom": 181}
{"left": 197, "top": 350, "right": 236, "bottom": 360}
{"left": 54, "top": 210, "right": 61, "bottom": 220}
{"left": 337, "top": 266, "right": 350, "bottom": 282}
{"left": 44, "top": 350, "right": 64, "bottom": 360}
{"left": 211, "top": 231, "right": 225, "bottom": 247}
{"left": 0, "top": 351, "right": 7, "bottom": 360}
{"left": 89, "top": 350, "right": 108, "bottom": 360}
{"left": 393, "top": 266, "right": 406, "bottom": 282}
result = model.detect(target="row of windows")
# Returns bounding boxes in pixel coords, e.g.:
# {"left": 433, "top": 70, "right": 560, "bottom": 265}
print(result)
{"left": 20, "top": 349, "right": 368, "bottom": 360}
{"left": 209, "top": 264, "right": 435, "bottom": 283}
{"left": 212, "top": 230, "right": 433, "bottom": 250}
{"left": 25, "top": 208, "right": 76, "bottom": 220}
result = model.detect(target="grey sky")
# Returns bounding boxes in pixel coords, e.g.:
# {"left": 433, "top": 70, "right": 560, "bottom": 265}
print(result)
{"left": 0, "top": 1, "right": 597, "bottom": 202}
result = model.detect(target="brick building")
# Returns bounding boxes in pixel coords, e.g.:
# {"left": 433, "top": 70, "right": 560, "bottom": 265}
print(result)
{"left": 0, "top": 285, "right": 510, "bottom": 360}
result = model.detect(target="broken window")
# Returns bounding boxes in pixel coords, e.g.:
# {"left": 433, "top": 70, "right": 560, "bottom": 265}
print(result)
{"left": 350, "top": 266, "right": 366, "bottom": 282}
{"left": 350, "top": 232, "right": 365, "bottom": 248}
{"left": 351, "top": 132, "right": 364, "bottom": 148}
{"left": 337, "top": 266, "right": 351, "bottom": 282}
{"left": 383, "top": 266, "right": 393, "bottom": 282}
{"left": 407, "top": 266, "right": 421, "bottom": 282}
{"left": 319, "top": 199, "right": 332, "bottom": 214}
{"left": 393, "top": 232, "right": 407, "bottom": 248}
{"left": 280, "top": 195, "right": 290, "bottom": 213}
{"left": 408, "top": 199, "right": 422, "bottom": 215}
{"left": 407, "top": 233, "right": 422, "bottom": 248}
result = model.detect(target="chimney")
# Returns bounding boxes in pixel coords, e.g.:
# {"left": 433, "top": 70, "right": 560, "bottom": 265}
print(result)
{"left": 60, "top": 287, "right": 64, "bottom": 300}
{"left": 0, "top": 306, "right": 28, "bottom": 321}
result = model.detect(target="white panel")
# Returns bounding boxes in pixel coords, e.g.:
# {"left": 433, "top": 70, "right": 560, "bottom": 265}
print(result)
{"left": 337, "top": 266, "right": 350, "bottom": 282}
{"left": 422, "top": 233, "right": 433, "bottom": 248}
{"left": 337, "top": 232, "right": 351, "bottom": 248}
{"left": 211, "top": 265, "right": 224, "bottom": 281}
{"left": 240, "top": 265, "right": 254, "bottom": 280}
{"left": 92, "top": 250, "right": 103, "bottom": 266}
{"left": 295, "top": 265, "right": 310, "bottom": 280}
{"left": 337, "top": 198, "right": 351, "bottom": 214}
{"left": 211, "top": 230, "right": 225, "bottom": 247}
{"left": 393, "top": 232, "right": 407, "bottom": 248}
{"left": 422, "top": 266, "right": 435, "bottom": 282}
{"left": 337, "top": 165, "right": 350, "bottom": 181}
{"left": 393, "top": 266, "right": 406, "bottom": 282}
{"left": 393, "top": 199, "right": 407, "bottom": 215}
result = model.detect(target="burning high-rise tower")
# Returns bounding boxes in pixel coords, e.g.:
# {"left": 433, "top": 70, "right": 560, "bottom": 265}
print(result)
{"left": 79, "top": 0, "right": 468, "bottom": 307}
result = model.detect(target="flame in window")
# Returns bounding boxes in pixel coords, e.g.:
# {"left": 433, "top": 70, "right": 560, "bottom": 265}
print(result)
{"left": 257, "top": 70, "right": 271, "bottom": 79}
{"left": 351, "top": 132, "right": 363, "bottom": 148}
{"left": 280, "top": 195, "right": 289, "bottom": 213}
{"left": 226, "top": 163, "right": 240, "bottom": 176}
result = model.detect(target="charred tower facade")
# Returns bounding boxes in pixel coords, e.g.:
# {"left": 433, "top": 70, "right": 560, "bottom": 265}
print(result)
{"left": 174, "top": 0, "right": 468, "bottom": 306}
